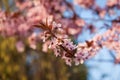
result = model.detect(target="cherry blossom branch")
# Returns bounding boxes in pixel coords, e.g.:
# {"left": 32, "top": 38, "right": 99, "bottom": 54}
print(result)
{"left": 32, "top": 18, "right": 105, "bottom": 66}
{"left": 0, "top": 0, "right": 120, "bottom": 66}
{"left": 34, "top": 19, "right": 76, "bottom": 58}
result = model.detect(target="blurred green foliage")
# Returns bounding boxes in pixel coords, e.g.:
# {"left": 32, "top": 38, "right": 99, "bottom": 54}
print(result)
{"left": 0, "top": 36, "right": 87, "bottom": 80}
{"left": 0, "top": 36, "right": 27, "bottom": 80}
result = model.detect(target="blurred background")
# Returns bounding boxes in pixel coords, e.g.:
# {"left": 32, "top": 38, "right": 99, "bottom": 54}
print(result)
{"left": 0, "top": 0, "right": 120, "bottom": 80}
{"left": 0, "top": 36, "right": 87, "bottom": 80}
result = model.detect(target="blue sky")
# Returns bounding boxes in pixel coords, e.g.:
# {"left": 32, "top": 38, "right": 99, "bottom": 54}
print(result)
{"left": 64, "top": 0, "right": 120, "bottom": 80}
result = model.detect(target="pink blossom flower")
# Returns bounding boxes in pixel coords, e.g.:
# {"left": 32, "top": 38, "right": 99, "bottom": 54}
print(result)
{"left": 16, "top": 41, "right": 25, "bottom": 52}
{"left": 28, "top": 33, "right": 37, "bottom": 49}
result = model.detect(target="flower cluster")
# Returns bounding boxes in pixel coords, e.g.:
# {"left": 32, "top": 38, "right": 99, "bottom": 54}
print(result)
{"left": 34, "top": 18, "right": 103, "bottom": 66}
{"left": 88, "top": 23, "right": 120, "bottom": 63}
{"left": 37, "top": 18, "right": 120, "bottom": 65}
{"left": 100, "top": 25, "right": 120, "bottom": 63}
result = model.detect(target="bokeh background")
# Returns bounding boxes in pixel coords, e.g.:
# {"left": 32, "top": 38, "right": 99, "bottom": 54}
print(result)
{"left": 0, "top": 0, "right": 120, "bottom": 80}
